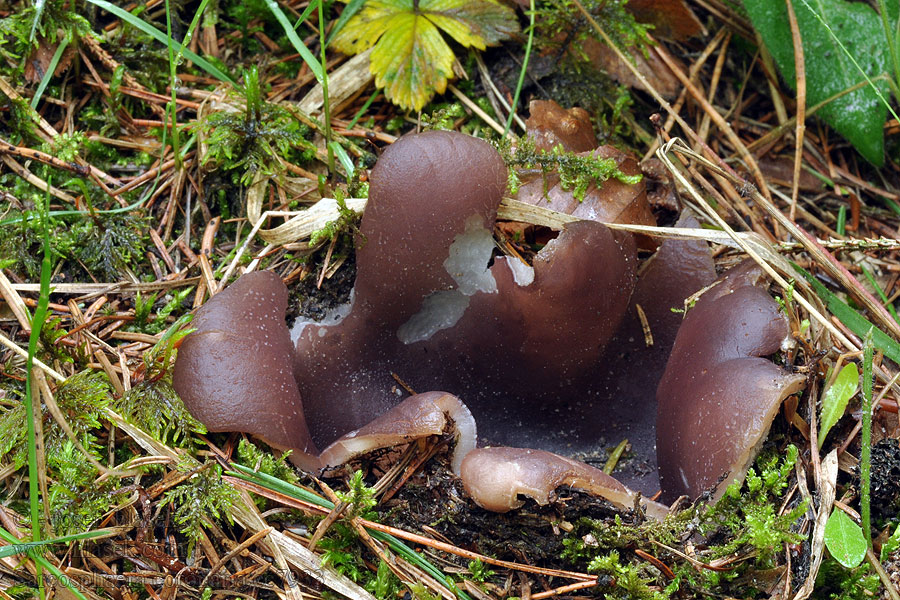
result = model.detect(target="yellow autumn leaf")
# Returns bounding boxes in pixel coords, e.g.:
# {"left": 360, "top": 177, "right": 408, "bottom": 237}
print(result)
{"left": 332, "top": 0, "right": 519, "bottom": 111}
{"left": 331, "top": 0, "right": 398, "bottom": 55}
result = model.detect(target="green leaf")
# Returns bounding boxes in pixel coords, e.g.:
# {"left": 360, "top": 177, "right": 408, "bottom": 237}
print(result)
{"left": 880, "top": 522, "right": 900, "bottom": 561}
{"left": 818, "top": 362, "right": 859, "bottom": 449}
{"left": 743, "top": 0, "right": 890, "bottom": 165}
{"left": 824, "top": 508, "right": 867, "bottom": 568}
{"left": 332, "top": 0, "right": 518, "bottom": 111}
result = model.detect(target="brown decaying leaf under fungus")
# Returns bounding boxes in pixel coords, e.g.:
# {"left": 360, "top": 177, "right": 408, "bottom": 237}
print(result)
{"left": 173, "top": 129, "right": 803, "bottom": 517}
{"left": 524, "top": 100, "right": 597, "bottom": 153}
{"left": 518, "top": 100, "right": 656, "bottom": 247}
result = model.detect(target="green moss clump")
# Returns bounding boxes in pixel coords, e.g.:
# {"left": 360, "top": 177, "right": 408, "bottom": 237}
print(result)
{"left": 317, "top": 471, "right": 380, "bottom": 583}
{"left": 201, "top": 66, "right": 314, "bottom": 186}
{"left": 699, "top": 444, "right": 807, "bottom": 568}
{"left": 588, "top": 550, "right": 666, "bottom": 600}
{"left": 115, "top": 379, "right": 205, "bottom": 446}
{"left": 365, "top": 558, "right": 402, "bottom": 600}
{"left": 814, "top": 556, "right": 880, "bottom": 600}
{"left": 534, "top": 0, "right": 650, "bottom": 59}
{"left": 498, "top": 137, "right": 642, "bottom": 201}
{"left": 0, "top": 370, "right": 117, "bottom": 534}
{"left": 336, "top": 470, "right": 377, "bottom": 519}
{"left": 563, "top": 511, "right": 689, "bottom": 599}
{"left": 0, "top": 210, "right": 147, "bottom": 282}
{"left": 0, "top": 402, "right": 27, "bottom": 470}
{"left": 47, "top": 440, "right": 114, "bottom": 536}
{"left": 563, "top": 445, "right": 808, "bottom": 598}
{"left": 236, "top": 438, "right": 298, "bottom": 484}
{"left": 114, "top": 316, "right": 205, "bottom": 446}
{"left": 527, "top": 0, "right": 651, "bottom": 144}
{"left": 309, "top": 189, "right": 361, "bottom": 247}
{"left": 128, "top": 288, "right": 193, "bottom": 335}
{"left": 0, "top": 370, "right": 112, "bottom": 470}
{"left": 161, "top": 459, "right": 239, "bottom": 542}
{"left": 0, "top": 0, "right": 91, "bottom": 76}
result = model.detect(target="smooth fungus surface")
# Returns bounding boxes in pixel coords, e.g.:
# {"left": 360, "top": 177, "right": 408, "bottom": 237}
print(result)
{"left": 174, "top": 130, "right": 803, "bottom": 511}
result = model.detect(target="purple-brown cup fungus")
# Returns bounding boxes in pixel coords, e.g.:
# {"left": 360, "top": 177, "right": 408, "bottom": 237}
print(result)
{"left": 173, "top": 130, "right": 804, "bottom": 518}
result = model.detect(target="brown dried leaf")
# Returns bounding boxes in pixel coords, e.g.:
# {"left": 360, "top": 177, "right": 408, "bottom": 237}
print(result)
{"left": 582, "top": 37, "right": 681, "bottom": 99}
{"left": 525, "top": 100, "right": 596, "bottom": 153}
{"left": 627, "top": 0, "right": 704, "bottom": 42}
{"left": 24, "top": 37, "right": 75, "bottom": 85}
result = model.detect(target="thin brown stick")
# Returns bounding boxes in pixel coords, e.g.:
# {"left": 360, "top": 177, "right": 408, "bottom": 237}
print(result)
{"left": 531, "top": 580, "right": 600, "bottom": 599}
{"left": 0, "top": 137, "right": 90, "bottom": 176}
{"left": 663, "top": 139, "right": 900, "bottom": 343}
{"left": 80, "top": 33, "right": 167, "bottom": 118}
{"left": 314, "top": 479, "right": 420, "bottom": 596}
{"left": 643, "top": 27, "right": 728, "bottom": 161}
{"left": 650, "top": 41, "right": 774, "bottom": 206}
{"left": 698, "top": 31, "right": 731, "bottom": 143}
{"left": 111, "top": 155, "right": 185, "bottom": 197}
{"left": 569, "top": 0, "right": 775, "bottom": 246}
{"left": 199, "top": 527, "right": 272, "bottom": 589}
{"left": 785, "top": 0, "right": 807, "bottom": 221}
{"left": 867, "top": 548, "right": 900, "bottom": 600}
{"left": 224, "top": 476, "right": 597, "bottom": 582}
{"left": 745, "top": 76, "right": 890, "bottom": 154}
{"left": 1, "top": 155, "right": 77, "bottom": 203}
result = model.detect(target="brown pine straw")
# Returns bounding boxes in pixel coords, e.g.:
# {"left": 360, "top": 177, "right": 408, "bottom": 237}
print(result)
{"left": 570, "top": 0, "right": 778, "bottom": 241}
{"left": 223, "top": 476, "right": 599, "bottom": 583}
{"left": 784, "top": 0, "right": 807, "bottom": 222}
{"left": 530, "top": 579, "right": 601, "bottom": 599}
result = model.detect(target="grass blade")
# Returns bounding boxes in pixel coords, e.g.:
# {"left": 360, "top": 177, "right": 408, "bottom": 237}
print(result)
{"left": 326, "top": 0, "right": 365, "bottom": 46}
{"left": 0, "top": 527, "right": 92, "bottom": 600}
{"left": 23, "top": 182, "right": 52, "bottom": 595}
{"left": 263, "top": 0, "right": 323, "bottom": 83}
{"left": 0, "top": 528, "right": 118, "bottom": 559}
{"left": 164, "top": 0, "right": 211, "bottom": 168}
{"left": 860, "top": 327, "right": 874, "bottom": 547}
{"left": 30, "top": 33, "right": 69, "bottom": 110}
{"left": 860, "top": 264, "right": 900, "bottom": 323}
{"left": 330, "top": 141, "right": 354, "bottom": 179}
{"left": 83, "top": 0, "right": 234, "bottom": 84}
{"left": 504, "top": 0, "right": 534, "bottom": 135}
{"left": 796, "top": 264, "right": 900, "bottom": 363}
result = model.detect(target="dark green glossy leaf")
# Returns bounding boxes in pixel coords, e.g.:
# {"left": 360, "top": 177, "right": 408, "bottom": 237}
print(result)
{"left": 744, "top": 0, "right": 890, "bottom": 165}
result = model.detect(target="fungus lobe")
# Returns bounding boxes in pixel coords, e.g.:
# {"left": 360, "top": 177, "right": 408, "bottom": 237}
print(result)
{"left": 656, "top": 262, "right": 805, "bottom": 501}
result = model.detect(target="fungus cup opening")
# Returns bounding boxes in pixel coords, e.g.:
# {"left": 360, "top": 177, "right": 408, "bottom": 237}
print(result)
{"left": 173, "top": 129, "right": 804, "bottom": 518}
